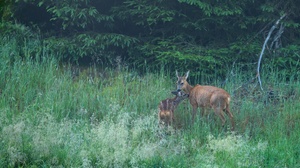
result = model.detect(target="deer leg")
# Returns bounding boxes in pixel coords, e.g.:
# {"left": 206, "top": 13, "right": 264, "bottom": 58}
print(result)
{"left": 201, "top": 107, "right": 206, "bottom": 117}
{"left": 213, "top": 107, "right": 226, "bottom": 127}
{"left": 191, "top": 106, "right": 198, "bottom": 124}
{"left": 167, "top": 111, "right": 171, "bottom": 126}
{"left": 171, "top": 111, "right": 174, "bottom": 126}
{"left": 225, "top": 106, "right": 235, "bottom": 131}
{"left": 200, "top": 107, "right": 208, "bottom": 122}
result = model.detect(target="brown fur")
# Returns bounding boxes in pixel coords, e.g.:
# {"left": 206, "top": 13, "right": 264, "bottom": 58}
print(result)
{"left": 158, "top": 91, "right": 188, "bottom": 126}
{"left": 176, "top": 71, "right": 235, "bottom": 131}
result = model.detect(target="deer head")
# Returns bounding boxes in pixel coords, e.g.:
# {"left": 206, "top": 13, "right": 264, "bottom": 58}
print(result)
{"left": 176, "top": 70, "right": 190, "bottom": 92}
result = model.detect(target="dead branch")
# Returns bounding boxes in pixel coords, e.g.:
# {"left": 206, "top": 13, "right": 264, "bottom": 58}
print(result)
{"left": 257, "top": 13, "right": 287, "bottom": 91}
{"left": 270, "top": 23, "right": 285, "bottom": 51}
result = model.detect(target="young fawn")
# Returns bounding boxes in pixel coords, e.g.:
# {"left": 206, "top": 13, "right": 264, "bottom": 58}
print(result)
{"left": 176, "top": 71, "right": 235, "bottom": 131}
{"left": 158, "top": 91, "right": 188, "bottom": 126}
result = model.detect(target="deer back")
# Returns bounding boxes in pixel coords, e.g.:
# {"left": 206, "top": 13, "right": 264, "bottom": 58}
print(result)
{"left": 190, "top": 85, "right": 230, "bottom": 109}
{"left": 159, "top": 98, "right": 175, "bottom": 112}
{"left": 159, "top": 91, "right": 188, "bottom": 111}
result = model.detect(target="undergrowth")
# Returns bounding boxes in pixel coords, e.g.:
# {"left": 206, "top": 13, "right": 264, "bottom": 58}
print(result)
{"left": 0, "top": 35, "right": 300, "bottom": 167}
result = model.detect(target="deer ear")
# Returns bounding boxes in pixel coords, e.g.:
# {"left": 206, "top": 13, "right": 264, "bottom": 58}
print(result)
{"left": 176, "top": 70, "right": 179, "bottom": 78}
{"left": 185, "top": 71, "right": 190, "bottom": 79}
{"left": 171, "top": 91, "right": 178, "bottom": 95}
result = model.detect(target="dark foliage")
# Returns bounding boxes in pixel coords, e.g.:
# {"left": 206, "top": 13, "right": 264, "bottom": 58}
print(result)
{"left": 1, "top": 0, "right": 300, "bottom": 78}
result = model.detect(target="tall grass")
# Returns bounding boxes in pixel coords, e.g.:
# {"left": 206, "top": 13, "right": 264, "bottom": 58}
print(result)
{"left": 1, "top": 34, "right": 300, "bottom": 167}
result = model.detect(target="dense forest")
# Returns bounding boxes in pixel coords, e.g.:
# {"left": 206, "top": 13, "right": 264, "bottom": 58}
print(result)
{"left": 1, "top": 0, "right": 300, "bottom": 78}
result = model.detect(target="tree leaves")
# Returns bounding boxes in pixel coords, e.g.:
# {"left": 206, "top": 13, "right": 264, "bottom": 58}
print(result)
{"left": 43, "top": 33, "right": 139, "bottom": 63}
{"left": 3, "top": 0, "right": 300, "bottom": 77}
{"left": 113, "top": 0, "right": 176, "bottom": 26}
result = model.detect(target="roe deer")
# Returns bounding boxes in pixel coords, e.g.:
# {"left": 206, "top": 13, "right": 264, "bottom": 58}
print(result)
{"left": 158, "top": 91, "right": 188, "bottom": 126}
{"left": 176, "top": 71, "right": 235, "bottom": 131}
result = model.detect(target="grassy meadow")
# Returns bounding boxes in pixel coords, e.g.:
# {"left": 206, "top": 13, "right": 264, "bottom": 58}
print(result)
{"left": 1, "top": 36, "right": 300, "bottom": 167}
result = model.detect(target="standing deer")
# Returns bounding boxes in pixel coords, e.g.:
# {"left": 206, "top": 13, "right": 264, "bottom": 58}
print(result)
{"left": 158, "top": 91, "right": 189, "bottom": 126}
{"left": 176, "top": 71, "right": 235, "bottom": 131}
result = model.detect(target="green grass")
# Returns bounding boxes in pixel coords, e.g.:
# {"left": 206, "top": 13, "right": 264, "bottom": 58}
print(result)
{"left": 1, "top": 35, "right": 300, "bottom": 167}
